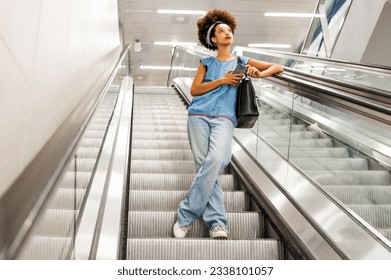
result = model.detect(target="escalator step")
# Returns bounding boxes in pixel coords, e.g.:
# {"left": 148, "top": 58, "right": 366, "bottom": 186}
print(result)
{"left": 128, "top": 191, "right": 248, "bottom": 212}
{"left": 324, "top": 185, "right": 391, "bottom": 205}
{"left": 292, "top": 158, "right": 369, "bottom": 171}
{"left": 131, "top": 149, "right": 193, "bottom": 161}
{"left": 132, "top": 119, "right": 187, "bottom": 126}
{"left": 349, "top": 205, "right": 391, "bottom": 228}
{"left": 48, "top": 188, "right": 86, "bottom": 210}
{"left": 17, "top": 236, "right": 72, "bottom": 260}
{"left": 34, "top": 209, "right": 77, "bottom": 235}
{"left": 127, "top": 239, "right": 283, "bottom": 260}
{"left": 128, "top": 211, "right": 262, "bottom": 239}
{"left": 133, "top": 124, "right": 187, "bottom": 132}
{"left": 270, "top": 138, "right": 333, "bottom": 148}
{"left": 130, "top": 174, "right": 236, "bottom": 191}
{"left": 285, "top": 147, "right": 349, "bottom": 158}
{"left": 132, "top": 131, "right": 188, "bottom": 140}
{"left": 132, "top": 139, "right": 190, "bottom": 150}
{"left": 306, "top": 170, "right": 390, "bottom": 185}
{"left": 130, "top": 160, "right": 195, "bottom": 174}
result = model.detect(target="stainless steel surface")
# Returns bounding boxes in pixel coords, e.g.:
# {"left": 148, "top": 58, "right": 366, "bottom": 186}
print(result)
{"left": 95, "top": 77, "right": 134, "bottom": 260}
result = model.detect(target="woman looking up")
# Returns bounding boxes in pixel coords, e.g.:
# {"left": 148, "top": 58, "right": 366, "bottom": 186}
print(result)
{"left": 174, "top": 9, "right": 284, "bottom": 239}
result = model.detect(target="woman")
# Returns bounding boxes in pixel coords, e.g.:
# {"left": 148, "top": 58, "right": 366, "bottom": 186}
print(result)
{"left": 173, "top": 9, "right": 284, "bottom": 239}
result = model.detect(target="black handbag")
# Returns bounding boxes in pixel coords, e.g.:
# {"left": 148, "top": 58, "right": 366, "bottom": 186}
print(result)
{"left": 235, "top": 58, "right": 259, "bottom": 128}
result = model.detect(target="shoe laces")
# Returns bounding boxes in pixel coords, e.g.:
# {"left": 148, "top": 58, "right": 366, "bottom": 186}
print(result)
{"left": 213, "top": 225, "right": 228, "bottom": 233}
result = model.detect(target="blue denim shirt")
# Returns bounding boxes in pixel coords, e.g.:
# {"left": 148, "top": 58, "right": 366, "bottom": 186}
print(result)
{"left": 188, "top": 56, "right": 250, "bottom": 126}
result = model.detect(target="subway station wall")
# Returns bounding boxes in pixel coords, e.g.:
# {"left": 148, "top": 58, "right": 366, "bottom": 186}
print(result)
{"left": 0, "top": 0, "right": 120, "bottom": 194}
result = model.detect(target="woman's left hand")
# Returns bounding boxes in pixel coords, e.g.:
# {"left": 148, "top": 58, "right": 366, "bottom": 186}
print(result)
{"left": 246, "top": 65, "right": 263, "bottom": 78}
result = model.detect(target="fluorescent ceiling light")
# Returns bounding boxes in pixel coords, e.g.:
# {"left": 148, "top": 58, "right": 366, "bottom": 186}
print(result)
{"left": 264, "top": 12, "right": 323, "bottom": 18}
{"left": 248, "top": 43, "right": 291, "bottom": 49}
{"left": 157, "top": 9, "right": 206, "bottom": 15}
{"left": 154, "top": 41, "right": 197, "bottom": 46}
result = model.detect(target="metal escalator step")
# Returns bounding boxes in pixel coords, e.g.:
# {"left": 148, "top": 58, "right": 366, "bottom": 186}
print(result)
{"left": 132, "top": 131, "right": 188, "bottom": 140}
{"left": 85, "top": 123, "right": 108, "bottom": 131}
{"left": 130, "top": 174, "right": 236, "bottom": 191}
{"left": 284, "top": 148, "right": 349, "bottom": 158}
{"left": 133, "top": 109, "right": 187, "bottom": 114}
{"left": 132, "top": 119, "right": 187, "bottom": 126}
{"left": 128, "top": 191, "right": 248, "bottom": 212}
{"left": 270, "top": 138, "right": 333, "bottom": 148}
{"left": 292, "top": 158, "right": 369, "bottom": 171}
{"left": 263, "top": 130, "right": 320, "bottom": 140}
{"left": 67, "top": 158, "right": 96, "bottom": 173}
{"left": 259, "top": 113, "right": 289, "bottom": 120}
{"left": 133, "top": 113, "right": 187, "bottom": 120}
{"left": 17, "top": 236, "right": 72, "bottom": 260}
{"left": 132, "top": 139, "right": 190, "bottom": 149}
{"left": 128, "top": 212, "right": 262, "bottom": 239}
{"left": 79, "top": 138, "right": 104, "bottom": 148}
{"left": 133, "top": 124, "right": 187, "bottom": 132}
{"left": 349, "top": 205, "right": 391, "bottom": 228}
{"left": 34, "top": 209, "right": 77, "bottom": 235}
{"left": 59, "top": 171, "right": 91, "bottom": 189}
{"left": 83, "top": 129, "right": 106, "bottom": 139}
{"left": 131, "top": 149, "right": 193, "bottom": 160}
{"left": 48, "top": 188, "right": 86, "bottom": 210}
{"left": 130, "top": 160, "right": 195, "bottom": 174}
{"left": 306, "top": 171, "right": 390, "bottom": 186}
{"left": 75, "top": 147, "right": 100, "bottom": 159}
{"left": 377, "top": 229, "right": 391, "bottom": 241}
{"left": 324, "top": 185, "right": 391, "bottom": 205}
{"left": 127, "top": 239, "right": 283, "bottom": 260}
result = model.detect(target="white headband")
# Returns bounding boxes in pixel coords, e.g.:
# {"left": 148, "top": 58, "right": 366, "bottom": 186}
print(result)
{"left": 205, "top": 21, "right": 222, "bottom": 46}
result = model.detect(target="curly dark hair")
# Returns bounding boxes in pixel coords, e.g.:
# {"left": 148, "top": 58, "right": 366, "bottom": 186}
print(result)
{"left": 197, "top": 9, "right": 237, "bottom": 51}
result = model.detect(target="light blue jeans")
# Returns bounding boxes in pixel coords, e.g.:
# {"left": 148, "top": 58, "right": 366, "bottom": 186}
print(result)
{"left": 177, "top": 116, "right": 234, "bottom": 233}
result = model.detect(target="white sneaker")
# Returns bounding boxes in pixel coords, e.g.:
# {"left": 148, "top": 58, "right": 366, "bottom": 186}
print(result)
{"left": 210, "top": 225, "right": 228, "bottom": 239}
{"left": 173, "top": 222, "right": 192, "bottom": 238}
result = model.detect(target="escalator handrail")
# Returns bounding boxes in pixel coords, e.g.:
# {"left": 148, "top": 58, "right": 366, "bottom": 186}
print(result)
{"left": 270, "top": 72, "right": 391, "bottom": 124}
{"left": 170, "top": 45, "right": 391, "bottom": 124}
{"left": 233, "top": 46, "right": 391, "bottom": 74}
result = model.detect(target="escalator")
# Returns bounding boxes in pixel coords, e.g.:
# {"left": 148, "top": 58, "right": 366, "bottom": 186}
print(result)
{"left": 3, "top": 45, "right": 391, "bottom": 260}
{"left": 126, "top": 86, "right": 283, "bottom": 259}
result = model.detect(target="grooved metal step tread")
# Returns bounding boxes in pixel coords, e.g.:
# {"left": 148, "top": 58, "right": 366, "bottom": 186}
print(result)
{"left": 132, "top": 139, "right": 190, "bottom": 149}
{"left": 349, "top": 205, "right": 391, "bottom": 228}
{"left": 306, "top": 170, "right": 391, "bottom": 186}
{"left": 130, "top": 174, "right": 236, "bottom": 191}
{"left": 128, "top": 211, "right": 263, "bottom": 239}
{"left": 128, "top": 190, "right": 248, "bottom": 212}
{"left": 292, "top": 158, "right": 369, "bottom": 171}
{"left": 324, "top": 185, "right": 391, "bottom": 205}
{"left": 127, "top": 239, "right": 283, "bottom": 260}
{"left": 17, "top": 236, "right": 72, "bottom": 260}
{"left": 131, "top": 149, "right": 193, "bottom": 160}
{"left": 131, "top": 160, "right": 196, "bottom": 174}
{"left": 132, "top": 131, "right": 188, "bottom": 140}
{"left": 285, "top": 148, "right": 349, "bottom": 158}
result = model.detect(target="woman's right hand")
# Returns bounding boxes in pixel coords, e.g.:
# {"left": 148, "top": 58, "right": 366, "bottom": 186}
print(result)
{"left": 223, "top": 70, "right": 244, "bottom": 86}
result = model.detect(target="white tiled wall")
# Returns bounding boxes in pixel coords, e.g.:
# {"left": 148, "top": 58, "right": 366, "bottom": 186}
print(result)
{"left": 0, "top": 0, "right": 120, "bottom": 194}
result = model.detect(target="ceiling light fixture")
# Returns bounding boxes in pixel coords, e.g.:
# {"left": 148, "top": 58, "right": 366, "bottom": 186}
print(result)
{"left": 248, "top": 43, "right": 291, "bottom": 49}
{"left": 157, "top": 9, "right": 206, "bottom": 15}
{"left": 264, "top": 12, "right": 323, "bottom": 18}
{"left": 154, "top": 41, "right": 197, "bottom": 46}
